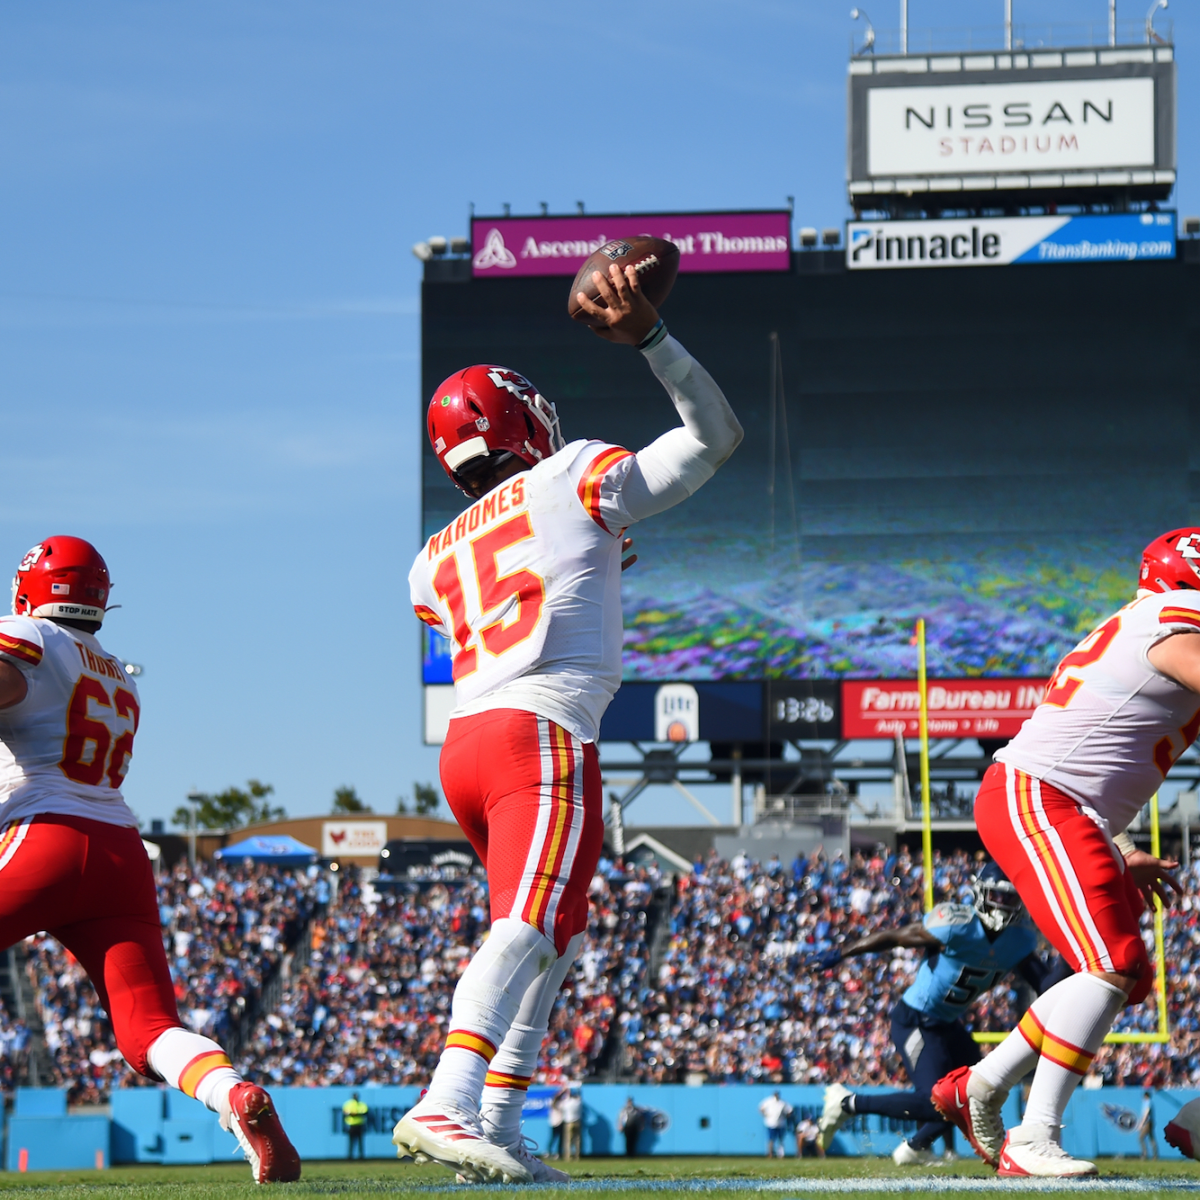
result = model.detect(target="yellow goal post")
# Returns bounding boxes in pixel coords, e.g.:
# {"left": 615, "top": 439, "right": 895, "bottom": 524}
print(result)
{"left": 912, "top": 619, "right": 1169, "bottom": 1046}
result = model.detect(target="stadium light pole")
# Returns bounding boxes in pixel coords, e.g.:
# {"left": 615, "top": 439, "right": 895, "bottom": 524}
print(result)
{"left": 1110, "top": 0, "right": 1117, "bottom": 46}
{"left": 1004, "top": 0, "right": 1013, "bottom": 51}
{"left": 186, "top": 791, "right": 203, "bottom": 869}
{"left": 900, "top": 0, "right": 907, "bottom": 55}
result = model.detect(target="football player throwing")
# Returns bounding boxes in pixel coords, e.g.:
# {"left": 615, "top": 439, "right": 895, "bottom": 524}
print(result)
{"left": 0, "top": 538, "right": 299, "bottom": 1183}
{"left": 397, "top": 263, "right": 742, "bottom": 1182}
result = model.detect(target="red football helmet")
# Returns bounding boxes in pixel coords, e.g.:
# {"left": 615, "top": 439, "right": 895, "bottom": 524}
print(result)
{"left": 11, "top": 536, "right": 111, "bottom": 624}
{"left": 427, "top": 364, "right": 563, "bottom": 489}
{"left": 1139, "top": 528, "right": 1200, "bottom": 593}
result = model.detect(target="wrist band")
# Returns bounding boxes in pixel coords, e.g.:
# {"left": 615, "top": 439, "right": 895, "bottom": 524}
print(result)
{"left": 636, "top": 320, "right": 667, "bottom": 352}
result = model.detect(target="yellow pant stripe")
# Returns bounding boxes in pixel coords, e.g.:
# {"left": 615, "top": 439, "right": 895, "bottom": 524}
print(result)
{"left": 484, "top": 1071, "right": 531, "bottom": 1091}
{"left": 179, "top": 1051, "right": 232, "bottom": 1098}
{"left": 1018, "top": 1009, "right": 1044, "bottom": 1051}
{"left": 1040, "top": 1031, "right": 1094, "bottom": 1076}
{"left": 446, "top": 1030, "right": 497, "bottom": 1062}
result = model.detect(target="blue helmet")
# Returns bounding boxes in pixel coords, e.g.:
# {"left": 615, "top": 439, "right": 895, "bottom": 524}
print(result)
{"left": 972, "top": 862, "right": 1023, "bottom": 931}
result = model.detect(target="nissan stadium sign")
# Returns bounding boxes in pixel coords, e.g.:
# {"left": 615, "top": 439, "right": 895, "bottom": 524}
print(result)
{"left": 842, "top": 679, "right": 1048, "bottom": 739}
{"left": 470, "top": 211, "right": 792, "bottom": 278}
{"left": 869, "top": 78, "right": 1154, "bottom": 176}
{"left": 847, "top": 48, "right": 1176, "bottom": 206}
{"left": 847, "top": 212, "right": 1176, "bottom": 270}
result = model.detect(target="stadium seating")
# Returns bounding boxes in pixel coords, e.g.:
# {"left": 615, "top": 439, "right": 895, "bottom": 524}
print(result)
{"left": 0, "top": 998, "right": 28, "bottom": 1093}
{"left": 238, "top": 867, "right": 653, "bottom": 1086}
{"left": 23, "top": 861, "right": 321, "bottom": 1104}
{"left": 17, "top": 848, "right": 1200, "bottom": 1101}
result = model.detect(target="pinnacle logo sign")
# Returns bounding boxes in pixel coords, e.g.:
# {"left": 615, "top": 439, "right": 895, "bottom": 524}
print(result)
{"left": 847, "top": 212, "right": 1175, "bottom": 270}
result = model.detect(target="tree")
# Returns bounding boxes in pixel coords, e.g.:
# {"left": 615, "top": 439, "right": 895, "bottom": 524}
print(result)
{"left": 398, "top": 782, "right": 440, "bottom": 815}
{"left": 332, "top": 786, "right": 371, "bottom": 814}
{"left": 172, "top": 780, "right": 284, "bottom": 831}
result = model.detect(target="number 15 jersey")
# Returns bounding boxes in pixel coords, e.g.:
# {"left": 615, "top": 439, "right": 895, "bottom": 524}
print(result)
{"left": 0, "top": 616, "right": 140, "bottom": 828}
{"left": 409, "top": 439, "right": 641, "bottom": 744}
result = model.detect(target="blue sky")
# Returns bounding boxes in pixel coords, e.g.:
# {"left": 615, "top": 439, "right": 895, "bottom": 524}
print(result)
{"left": 1, "top": 1, "right": 1195, "bottom": 830}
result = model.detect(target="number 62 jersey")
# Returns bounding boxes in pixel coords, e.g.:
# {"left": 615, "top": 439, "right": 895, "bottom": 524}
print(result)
{"left": 410, "top": 439, "right": 639, "bottom": 744}
{"left": 0, "top": 615, "right": 139, "bottom": 828}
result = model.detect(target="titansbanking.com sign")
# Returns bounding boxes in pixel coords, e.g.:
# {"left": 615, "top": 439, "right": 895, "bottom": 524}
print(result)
{"left": 847, "top": 212, "right": 1176, "bottom": 270}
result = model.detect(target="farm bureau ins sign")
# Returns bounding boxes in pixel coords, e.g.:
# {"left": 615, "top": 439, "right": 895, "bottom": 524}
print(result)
{"left": 470, "top": 212, "right": 792, "bottom": 278}
{"left": 841, "top": 679, "right": 1048, "bottom": 739}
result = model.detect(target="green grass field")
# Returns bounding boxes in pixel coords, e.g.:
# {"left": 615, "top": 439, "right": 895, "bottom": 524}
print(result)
{"left": 2, "top": 1158, "right": 1200, "bottom": 1200}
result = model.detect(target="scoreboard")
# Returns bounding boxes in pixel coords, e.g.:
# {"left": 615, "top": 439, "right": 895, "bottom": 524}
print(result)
{"left": 420, "top": 245, "right": 1200, "bottom": 691}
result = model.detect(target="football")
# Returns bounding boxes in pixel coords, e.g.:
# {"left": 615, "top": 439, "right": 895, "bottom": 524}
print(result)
{"left": 568, "top": 235, "right": 680, "bottom": 327}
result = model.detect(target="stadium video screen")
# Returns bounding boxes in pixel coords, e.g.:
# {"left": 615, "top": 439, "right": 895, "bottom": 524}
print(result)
{"left": 421, "top": 255, "right": 1197, "bottom": 684}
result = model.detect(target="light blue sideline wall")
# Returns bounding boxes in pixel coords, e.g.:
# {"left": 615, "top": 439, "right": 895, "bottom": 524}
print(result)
{"left": 3, "top": 1084, "right": 1196, "bottom": 1169}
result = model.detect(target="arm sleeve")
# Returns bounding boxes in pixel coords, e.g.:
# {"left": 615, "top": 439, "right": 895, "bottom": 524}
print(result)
{"left": 0, "top": 617, "right": 44, "bottom": 673}
{"left": 408, "top": 554, "right": 449, "bottom": 638}
{"left": 619, "top": 333, "right": 743, "bottom": 523}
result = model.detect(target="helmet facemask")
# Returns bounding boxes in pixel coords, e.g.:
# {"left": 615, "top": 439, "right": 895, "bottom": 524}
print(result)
{"left": 521, "top": 392, "right": 564, "bottom": 461}
{"left": 973, "top": 876, "right": 1023, "bottom": 931}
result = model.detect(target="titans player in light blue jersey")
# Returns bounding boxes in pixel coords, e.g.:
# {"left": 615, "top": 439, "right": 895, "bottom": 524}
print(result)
{"left": 813, "top": 863, "right": 1058, "bottom": 1164}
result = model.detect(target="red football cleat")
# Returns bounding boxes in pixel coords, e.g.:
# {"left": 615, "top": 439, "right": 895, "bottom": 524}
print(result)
{"left": 1166, "top": 1098, "right": 1200, "bottom": 1160}
{"left": 930, "top": 1064, "right": 1003, "bottom": 1168}
{"left": 226, "top": 1082, "right": 301, "bottom": 1183}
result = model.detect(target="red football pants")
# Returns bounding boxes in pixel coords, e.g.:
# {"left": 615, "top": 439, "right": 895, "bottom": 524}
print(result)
{"left": 976, "top": 762, "right": 1151, "bottom": 1002}
{"left": 0, "top": 814, "right": 181, "bottom": 1075}
{"left": 440, "top": 709, "right": 604, "bottom": 955}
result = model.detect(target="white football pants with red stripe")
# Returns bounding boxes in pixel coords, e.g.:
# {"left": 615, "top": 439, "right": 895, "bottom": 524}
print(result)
{"left": 441, "top": 708, "right": 603, "bottom": 953}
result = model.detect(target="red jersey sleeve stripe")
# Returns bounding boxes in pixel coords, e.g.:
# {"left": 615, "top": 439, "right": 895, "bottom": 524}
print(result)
{"left": 0, "top": 633, "right": 41, "bottom": 667}
{"left": 1159, "top": 608, "right": 1200, "bottom": 629}
{"left": 413, "top": 605, "right": 443, "bottom": 628}
{"left": 576, "top": 446, "right": 633, "bottom": 533}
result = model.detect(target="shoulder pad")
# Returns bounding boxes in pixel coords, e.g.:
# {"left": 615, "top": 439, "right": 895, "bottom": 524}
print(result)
{"left": 545, "top": 438, "right": 600, "bottom": 477}
{"left": 0, "top": 616, "right": 45, "bottom": 670}
{"left": 925, "top": 902, "right": 974, "bottom": 930}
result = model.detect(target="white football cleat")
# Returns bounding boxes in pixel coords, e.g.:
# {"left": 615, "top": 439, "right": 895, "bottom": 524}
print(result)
{"left": 393, "top": 1096, "right": 531, "bottom": 1183}
{"left": 456, "top": 1136, "right": 568, "bottom": 1184}
{"left": 818, "top": 1082, "right": 852, "bottom": 1150}
{"left": 892, "top": 1139, "right": 937, "bottom": 1166}
{"left": 997, "top": 1126, "right": 1098, "bottom": 1178}
{"left": 1165, "top": 1098, "right": 1200, "bottom": 1160}
{"left": 506, "top": 1137, "right": 569, "bottom": 1182}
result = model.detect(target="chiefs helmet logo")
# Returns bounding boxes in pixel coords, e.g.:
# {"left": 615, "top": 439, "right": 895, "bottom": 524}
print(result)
{"left": 17, "top": 545, "right": 46, "bottom": 574}
{"left": 486, "top": 368, "right": 534, "bottom": 401}
{"left": 1177, "top": 534, "right": 1200, "bottom": 560}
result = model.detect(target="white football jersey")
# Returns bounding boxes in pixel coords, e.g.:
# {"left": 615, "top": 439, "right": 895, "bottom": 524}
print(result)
{"left": 997, "top": 590, "right": 1200, "bottom": 832}
{"left": 0, "top": 616, "right": 140, "bottom": 828}
{"left": 410, "top": 439, "right": 641, "bottom": 743}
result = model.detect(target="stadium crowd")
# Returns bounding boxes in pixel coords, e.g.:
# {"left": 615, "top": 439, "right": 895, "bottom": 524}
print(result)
{"left": 24, "top": 860, "right": 322, "bottom": 1104}
{"left": 15, "top": 844, "right": 1200, "bottom": 1101}
{"left": 624, "top": 846, "right": 1197, "bottom": 1089}
{"left": 0, "top": 999, "right": 28, "bottom": 1092}
{"left": 239, "top": 866, "right": 652, "bottom": 1087}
